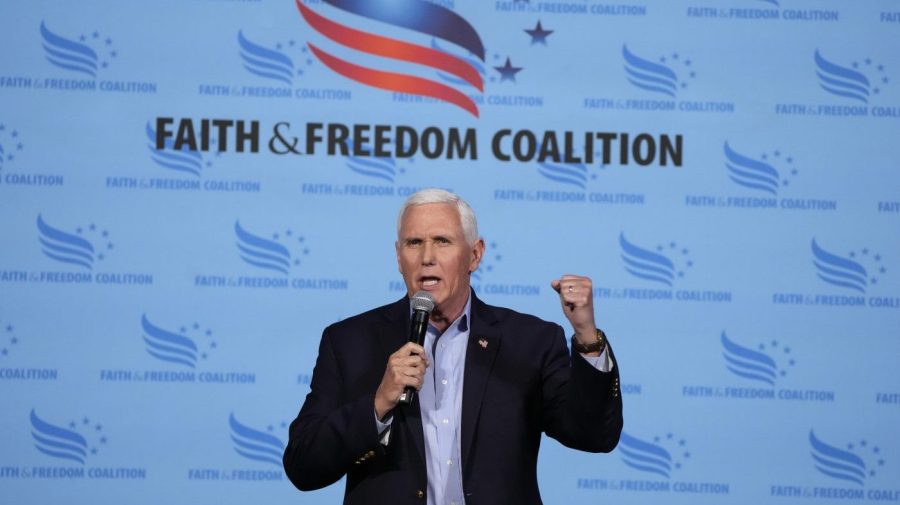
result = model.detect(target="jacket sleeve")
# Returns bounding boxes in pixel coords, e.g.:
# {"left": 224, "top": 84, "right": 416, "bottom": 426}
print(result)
{"left": 283, "top": 326, "right": 386, "bottom": 491}
{"left": 540, "top": 325, "right": 623, "bottom": 453}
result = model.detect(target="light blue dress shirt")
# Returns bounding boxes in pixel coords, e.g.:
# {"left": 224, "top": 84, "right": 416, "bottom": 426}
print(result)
{"left": 377, "top": 294, "right": 611, "bottom": 505}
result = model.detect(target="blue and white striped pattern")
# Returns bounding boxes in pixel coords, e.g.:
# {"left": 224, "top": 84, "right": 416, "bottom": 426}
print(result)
{"left": 810, "top": 430, "right": 867, "bottom": 486}
{"left": 142, "top": 314, "right": 199, "bottom": 368}
{"left": 229, "top": 413, "right": 284, "bottom": 466}
{"left": 724, "top": 142, "right": 780, "bottom": 195}
{"left": 40, "top": 21, "right": 98, "bottom": 77}
{"left": 620, "top": 233, "right": 675, "bottom": 286}
{"left": 238, "top": 30, "right": 295, "bottom": 86}
{"left": 31, "top": 409, "right": 89, "bottom": 464}
{"left": 721, "top": 331, "right": 778, "bottom": 385}
{"left": 619, "top": 432, "right": 672, "bottom": 478}
{"left": 811, "top": 239, "right": 867, "bottom": 293}
{"left": 623, "top": 45, "right": 677, "bottom": 97}
{"left": 235, "top": 221, "right": 292, "bottom": 275}
{"left": 815, "top": 50, "right": 870, "bottom": 104}
{"left": 37, "top": 215, "right": 95, "bottom": 270}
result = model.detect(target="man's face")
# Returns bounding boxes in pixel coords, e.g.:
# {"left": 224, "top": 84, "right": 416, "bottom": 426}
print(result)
{"left": 396, "top": 203, "right": 484, "bottom": 319}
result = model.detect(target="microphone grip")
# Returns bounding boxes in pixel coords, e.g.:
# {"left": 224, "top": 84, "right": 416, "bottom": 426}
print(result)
{"left": 398, "top": 309, "right": 429, "bottom": 406}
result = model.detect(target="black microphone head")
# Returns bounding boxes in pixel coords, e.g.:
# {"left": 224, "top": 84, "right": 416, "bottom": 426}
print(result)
{"left": 411, "top": 291, "right": 435, "bottom": 314}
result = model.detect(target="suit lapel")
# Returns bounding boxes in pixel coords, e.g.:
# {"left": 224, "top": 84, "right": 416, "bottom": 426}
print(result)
{"left": 461, "top": 293, "right": 501, "bottom": 471}
{"left": 377, "top": 297, "right": 427, "bottom": 475}
{"left": 376, "top": 296, "right": 410, "bottom": 365}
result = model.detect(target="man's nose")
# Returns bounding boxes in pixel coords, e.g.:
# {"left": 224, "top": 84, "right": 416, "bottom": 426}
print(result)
{"left": 421, "top": 240, "right": 436, "bottom": 265}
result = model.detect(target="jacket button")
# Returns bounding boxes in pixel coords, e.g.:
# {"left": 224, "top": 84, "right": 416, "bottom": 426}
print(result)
{"left": 416, "top": 490, "right": 425, "bottom": 499}
{"left": 367, "top": 450, "right": 375, "bottom": 457}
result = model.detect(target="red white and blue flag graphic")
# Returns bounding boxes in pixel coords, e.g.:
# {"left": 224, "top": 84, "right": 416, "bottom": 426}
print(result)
{"left": 295, "top": 0, "right": 485, "bottom": 116}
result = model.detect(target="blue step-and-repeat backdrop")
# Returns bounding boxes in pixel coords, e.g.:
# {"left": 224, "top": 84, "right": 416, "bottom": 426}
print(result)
{"left": 1, "top": 0, "right": 898, "bottom": 503}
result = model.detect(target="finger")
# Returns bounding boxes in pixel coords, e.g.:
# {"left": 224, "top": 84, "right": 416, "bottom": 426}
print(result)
{"left": 393, "top": 342, "right": 426, "bottom": 358}
{"left": 405, "top": 342, "right": 427, "bottom": 356}
{"left": 557, "top": 277, "right": 592, "bottom": 296}
{"left": 390, "top": 368, "right": 419, "bottom": 387}
{"left": 394, "top": 372, "right": 424, "bottom": 389}
{"left": 550, "top": 279, "right": 562, "bottom": 293}
{"left": 395, "top": 355, "right": 429, "bottom": 368}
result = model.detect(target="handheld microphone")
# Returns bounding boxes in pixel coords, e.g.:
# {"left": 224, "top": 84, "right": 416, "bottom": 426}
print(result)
{"left": 398, "top": 291, "right": 435, "bottom": 406}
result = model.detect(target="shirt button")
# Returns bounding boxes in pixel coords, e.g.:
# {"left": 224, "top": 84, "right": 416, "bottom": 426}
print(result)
{"left": 447, "top": 459, "right": 453, "bottom": 466}
{"left": 443, "top": 418, "right": 449, "bottom": 424}
{"left": 442, "top": 379, "right": 448, "bottom": 385}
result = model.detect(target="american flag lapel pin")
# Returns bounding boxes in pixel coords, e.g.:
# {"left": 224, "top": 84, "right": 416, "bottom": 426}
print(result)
{"left": 478, "top": 338, "right": 488, "bottom": 349}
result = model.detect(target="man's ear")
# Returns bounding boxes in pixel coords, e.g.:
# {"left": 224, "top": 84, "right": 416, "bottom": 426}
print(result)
{"left": 469, "top": 238, "right": 485, "bottom": 273}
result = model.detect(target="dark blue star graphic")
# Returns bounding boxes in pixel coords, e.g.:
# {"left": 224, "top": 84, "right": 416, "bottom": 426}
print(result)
{"left": 494, "top": 58, "right": 523, "bottom": 82}
{"left": 525, "top": 21, "right": 553, "bottom": 45}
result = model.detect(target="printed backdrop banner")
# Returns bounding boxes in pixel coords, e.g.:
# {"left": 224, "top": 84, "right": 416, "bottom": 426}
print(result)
{"left": 1, "top": 0, "right": 899, "bottom": 503}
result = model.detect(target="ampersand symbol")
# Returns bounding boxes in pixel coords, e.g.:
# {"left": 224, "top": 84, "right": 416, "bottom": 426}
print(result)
{"left": 269, "top": 122, "right": 301, "bottom": 155}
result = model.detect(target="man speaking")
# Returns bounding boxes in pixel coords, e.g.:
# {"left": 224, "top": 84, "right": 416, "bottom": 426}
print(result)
{"left": 283, "top": 189, "right": 622, "bottom": 504}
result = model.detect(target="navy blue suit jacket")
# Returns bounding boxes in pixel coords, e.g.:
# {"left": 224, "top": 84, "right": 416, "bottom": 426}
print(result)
{"left": 283, "top": 293, "right": 622, "bottom": 505}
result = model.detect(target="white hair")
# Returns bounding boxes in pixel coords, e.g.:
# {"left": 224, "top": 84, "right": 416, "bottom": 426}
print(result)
{"left": 397, "top": 188, "right": 479, "bottom": 245}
